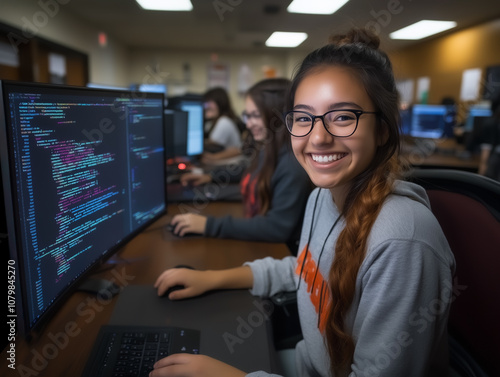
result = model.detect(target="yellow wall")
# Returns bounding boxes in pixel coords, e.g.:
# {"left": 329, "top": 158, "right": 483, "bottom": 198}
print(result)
{"left": 390, "top": 18, "right": 500, "bottom": 114}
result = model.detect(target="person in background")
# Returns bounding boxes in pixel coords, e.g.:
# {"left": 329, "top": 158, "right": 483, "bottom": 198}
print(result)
{"left": 478, "top": 93, "right": 500, "bottom": 180}
{"left": 152, "top": 28, "right": 455, "bottom": 377}
{"left": 202, "top": 87, "right": 243, "bottom": 162}
{"left": 170, "top": 78, "right": 312, "bottom": 255}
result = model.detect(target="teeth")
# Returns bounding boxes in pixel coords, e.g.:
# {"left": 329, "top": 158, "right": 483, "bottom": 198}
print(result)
{"left": 311, "top": 154, "right": 345, "bottom": 162}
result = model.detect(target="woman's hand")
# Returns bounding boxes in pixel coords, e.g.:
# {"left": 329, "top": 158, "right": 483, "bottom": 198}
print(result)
{"left": 180, "top": 172, "right": 212, "bottom": 187}
{"left": 149, "top": 354, "right": 246, "bottom": 377}
{"left": 154, "top": 268, "right": 216, "bottom": 299}
{"left": 170, "top": 213, "right": 207, "bottom": 236}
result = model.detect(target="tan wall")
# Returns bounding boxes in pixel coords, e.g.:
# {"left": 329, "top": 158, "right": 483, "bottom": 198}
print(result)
{"left": 127, "top": 48, "right": 303, "bottom": 114}
{"left": 389, "top": 18, "right": 500, "bottom": 118}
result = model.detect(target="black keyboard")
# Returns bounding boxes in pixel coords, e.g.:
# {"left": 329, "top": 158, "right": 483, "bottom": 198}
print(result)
{"left": 81, "top": 325, "right": 200, "bottom": 377}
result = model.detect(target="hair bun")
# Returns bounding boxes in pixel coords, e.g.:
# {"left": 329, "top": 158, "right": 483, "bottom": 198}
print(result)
{"left": 328, "top": 28, "right": 380, "bottom": 49}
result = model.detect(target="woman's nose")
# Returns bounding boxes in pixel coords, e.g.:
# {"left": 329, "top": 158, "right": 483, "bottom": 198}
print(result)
{"left": 309, "top": 118, "right": 333, "bottom": 145}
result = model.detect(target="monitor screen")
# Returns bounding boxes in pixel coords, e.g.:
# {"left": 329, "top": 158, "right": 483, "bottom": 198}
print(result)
{"left": 180, "top": 100, "right": 204, "bottom": 156}
{"left": 166, "top": 96, "right": 204, "bottom": 157}
{"left": 87, "top": 83, "right": 129, "bottom": 91}
{"left": 410, "top": 104, "right": 447, "bottom": 139}
{"left": 0, "top": 81, "right": 166, "bottom": 336}
{"left": 164, "top": 109, "right": 188, "bottom": 159}
{"left": 464, "top": 105, "right": 492, "bottom": 132}
{"left": 137, "top": 84, "right": 168, "bottom": 95}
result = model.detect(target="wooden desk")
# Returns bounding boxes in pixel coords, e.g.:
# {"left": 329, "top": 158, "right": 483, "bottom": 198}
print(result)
{"left": 402, "top": 137, "right": 480, "bottom": 172}
{"left": 1, "top": 202, "right": 291, "bottom": 377}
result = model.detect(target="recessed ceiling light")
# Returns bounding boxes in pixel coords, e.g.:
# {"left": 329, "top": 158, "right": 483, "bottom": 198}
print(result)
{"left": 265, "top": 32, "right": 308, "bottom": 48}
{"left": 287, "top": 0, "right": 349, "bottom": 15}
{"left": 135, "top": 0, "right": 193, "bottom": 11}
{"left": 390, "top": 20, "right": 457, "bottom": 40}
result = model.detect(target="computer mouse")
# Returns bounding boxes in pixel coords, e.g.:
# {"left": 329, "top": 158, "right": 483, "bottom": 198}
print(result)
{"left": 165, "top": 284, "right": 185, "bottom": 297}
{"left": 174, "top": 264, "right": 195, "bottom": 270}
{"left": 164, "top": 265, "right": 195, "bottom": 298}
{"left": 165, "top": 224, "right": 200, "bottom": 238}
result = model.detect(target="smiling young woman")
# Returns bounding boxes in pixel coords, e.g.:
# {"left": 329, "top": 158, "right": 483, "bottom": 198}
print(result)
{"left": 151, "top": 28, "right": 455, "bottom": 377}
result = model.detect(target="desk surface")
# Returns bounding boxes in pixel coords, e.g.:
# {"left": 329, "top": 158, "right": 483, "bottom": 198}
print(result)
{"left": 401, "top": 137, "right": 480, "bottom": 172}
{"left": 1, "top": 202, "right": 291, "bottom": 377}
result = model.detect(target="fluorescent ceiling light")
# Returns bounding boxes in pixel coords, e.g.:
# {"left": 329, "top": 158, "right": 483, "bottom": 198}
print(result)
{"left": 135, "top": 0, "right": 193, "bottom": 11}
{"left": 265, "top": 32, "right": 308, "bottom": 48}
{"left": 390, "top": 20, "right": 457, "bottom": 40}
{"left": 287, "top": 0, "right": 349, "bottom": 15}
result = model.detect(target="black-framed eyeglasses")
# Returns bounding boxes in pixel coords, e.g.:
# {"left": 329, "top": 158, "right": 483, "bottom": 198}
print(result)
{"left": 284, "top": 109, "right": 379, "bottom": 137}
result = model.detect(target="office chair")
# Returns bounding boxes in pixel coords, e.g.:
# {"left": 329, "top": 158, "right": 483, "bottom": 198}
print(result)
{"left": 407, "top": 168, "right": 500, "bottom": 377}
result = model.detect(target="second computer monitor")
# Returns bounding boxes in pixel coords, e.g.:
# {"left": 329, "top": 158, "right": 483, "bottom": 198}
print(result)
{"left": 165, "top": 96, "right": 204, "bottom": 159}
{"left": 464, "top": 105, "right": 492, "bottom": 132}
{"left": 410, "top": 104, "right": 448, "bottom": 139}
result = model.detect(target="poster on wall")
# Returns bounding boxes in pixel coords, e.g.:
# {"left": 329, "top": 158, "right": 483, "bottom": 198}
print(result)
{"left": 416, "top": 77, "right": 430, "bottom": 104}
{"left": 238, "top": 64, "right": 253, "bottom": 95}
{"left": 49, "top": 53, "right": 66, "bottom": 84}
{"left": 460, "top": 68, "right": 482, "bottom": 101}
{"left": 396, "top": 79, "right": 414, "bottom": 106}
{"left": 207, "top": 62, "right": 230, "bottom": 90}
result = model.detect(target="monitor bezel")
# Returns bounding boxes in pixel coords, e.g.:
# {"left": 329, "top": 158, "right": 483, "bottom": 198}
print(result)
{"left": 0, "top": 80, "right": 167, "bottom": 337}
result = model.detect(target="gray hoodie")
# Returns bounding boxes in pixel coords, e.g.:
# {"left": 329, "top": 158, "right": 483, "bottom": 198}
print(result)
{"left": 245, "top": 181, "right": 455, "bottom": 376}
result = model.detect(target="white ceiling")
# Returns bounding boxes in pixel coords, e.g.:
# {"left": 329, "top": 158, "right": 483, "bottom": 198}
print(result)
{"left": 64, "top": 0, "right": 500, "bottom": 53}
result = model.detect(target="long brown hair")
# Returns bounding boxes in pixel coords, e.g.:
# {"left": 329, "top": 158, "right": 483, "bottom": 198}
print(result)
{"left": 203, "top": 87, "right": 241, "bottom": 135}
{"left": 287, "top": 28, "right": 403, "bottom": 375}
{"left": 245, "top": 78, "right": 291, "bottom": 214}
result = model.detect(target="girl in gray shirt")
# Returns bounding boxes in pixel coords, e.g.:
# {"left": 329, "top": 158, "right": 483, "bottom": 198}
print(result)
{"left": 152, "top": 28, "right": 455, "bottom": 377}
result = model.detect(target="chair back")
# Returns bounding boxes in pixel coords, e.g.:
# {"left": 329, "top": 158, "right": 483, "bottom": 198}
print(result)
{"left": 407, "top": 169, "right": 500, "bottom": 376}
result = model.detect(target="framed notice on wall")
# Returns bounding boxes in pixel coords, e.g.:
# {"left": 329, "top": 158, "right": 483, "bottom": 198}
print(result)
{"left": 460, "top": 68, "right": 482, "bottom": 102}
{"left": 207, "top": 62, "right": 230, "bottom": 90}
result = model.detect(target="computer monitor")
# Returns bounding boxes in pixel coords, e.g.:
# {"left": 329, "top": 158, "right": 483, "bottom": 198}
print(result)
{"left": 410, "top": 104, "right": 448, "bottom": 139}
{"left": 137, "top": 84, "right": 168, "bottom": 95}
{"left": 0, "top": 81, "right": 166, "bottom": 337}
{"left": 464, "top": 105, "right": 492, "bottom": 132}
{"left": 87, "top": 83, "right": 129, "bottom": 91}
{"left": 164, "top": 109, "right": 189, "bottom": 159}
{"left": 166, "top": 95, "right": 204, "bottom": 158}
